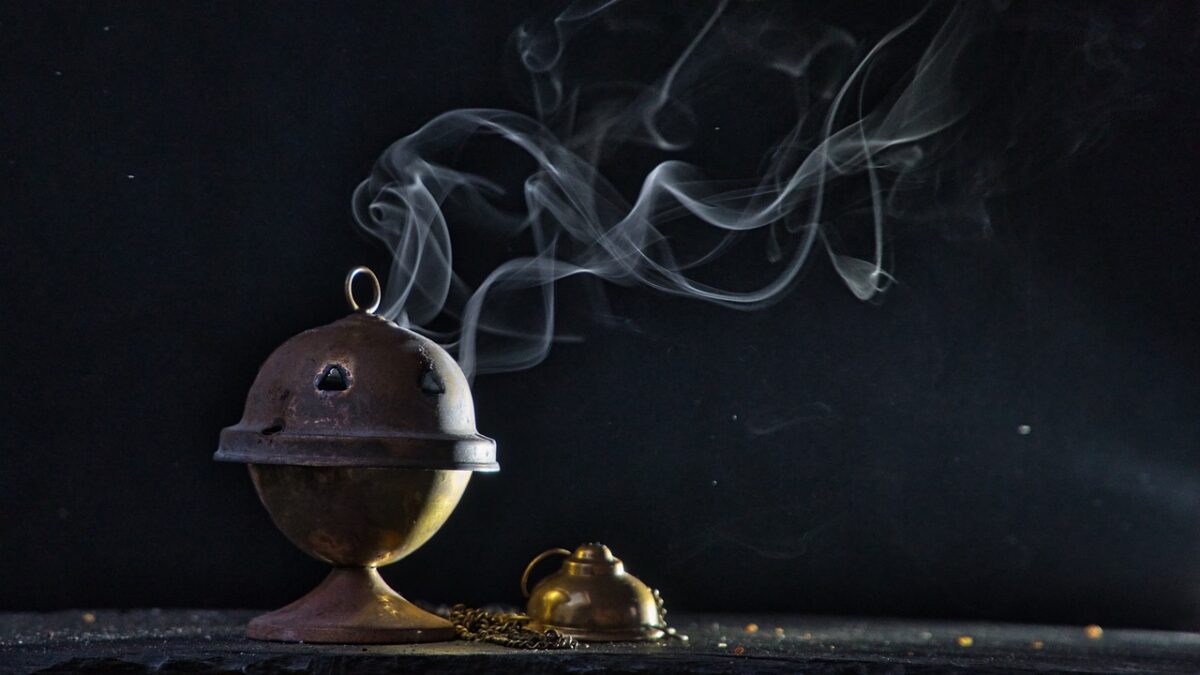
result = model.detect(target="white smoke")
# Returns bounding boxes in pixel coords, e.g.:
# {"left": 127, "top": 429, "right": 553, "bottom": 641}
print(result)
{"left": 352, "top": 1, "right": 990, "bottom": 378}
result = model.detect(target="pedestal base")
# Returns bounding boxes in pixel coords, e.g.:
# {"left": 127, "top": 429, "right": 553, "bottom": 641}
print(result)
{"left": 246, "top": 567, "right": 456, "bottom": 643}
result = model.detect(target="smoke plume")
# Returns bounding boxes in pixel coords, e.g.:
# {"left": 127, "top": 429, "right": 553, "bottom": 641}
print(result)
{"left": 352, "top": 0, "right": 1162, "bottom": 378}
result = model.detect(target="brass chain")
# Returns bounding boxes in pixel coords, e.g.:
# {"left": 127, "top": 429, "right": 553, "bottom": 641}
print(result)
{"left": 653, "top": 589, "right": 689, "bottom": 641}
{"left": 446, "top": 596, "right": 686, "bottom": 649}
{"left": 448, "top": 604, "right": 578, "bottom": 650}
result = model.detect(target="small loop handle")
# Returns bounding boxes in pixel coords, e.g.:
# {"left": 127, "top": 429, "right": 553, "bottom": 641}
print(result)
{"left": 521, "top": 548, "right": 572, "bottom": 598}
{"left": 345, "top": 266, "right": 381, "bottom": 315}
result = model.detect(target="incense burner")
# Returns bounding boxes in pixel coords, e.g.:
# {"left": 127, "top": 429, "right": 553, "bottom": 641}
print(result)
{"left": 215, "top": 267, "right": 497, "bottom": 643}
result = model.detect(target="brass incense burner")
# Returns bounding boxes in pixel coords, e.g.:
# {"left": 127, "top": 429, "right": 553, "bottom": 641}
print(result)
{"left": 522, "top": 543, "right": 669, "bottom": 641}
{"left": 215, "top": 267, "right": 498, "bottom": 643}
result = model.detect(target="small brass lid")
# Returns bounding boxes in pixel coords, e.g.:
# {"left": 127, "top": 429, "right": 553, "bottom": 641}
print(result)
{"left": 522, "top": 543, "right": 665, "bottom": 642}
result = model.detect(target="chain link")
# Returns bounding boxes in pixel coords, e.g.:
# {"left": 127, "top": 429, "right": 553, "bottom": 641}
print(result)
{"left": 654, "top": 589, "right": 689, "bottom": 641}
{"left": 448, "top": 604, "right": 578, "bottom": 650}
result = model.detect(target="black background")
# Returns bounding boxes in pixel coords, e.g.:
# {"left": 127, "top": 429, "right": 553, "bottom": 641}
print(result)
{"left": 2, "top": 1, "right": 1199, "bottom": 630}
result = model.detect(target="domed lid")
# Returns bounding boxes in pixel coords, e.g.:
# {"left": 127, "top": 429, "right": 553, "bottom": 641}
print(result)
{"left": 560, "top": 543, "right": 625, "bottom": 575}
{"left": 214, "top": 267, "right": 498, "bottom": 471}
{"left": 521, "top": 543, "right": 666, "bottom": 641}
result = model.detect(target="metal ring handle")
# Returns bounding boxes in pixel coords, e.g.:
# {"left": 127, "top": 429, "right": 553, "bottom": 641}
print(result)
{"left": 520, "top": 548, "right": 571, "bottom": 598}
{"left": 344, "top": 266, "right": 381, "bottom": 315}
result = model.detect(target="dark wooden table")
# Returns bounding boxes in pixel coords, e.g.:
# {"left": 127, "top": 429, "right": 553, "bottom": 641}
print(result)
{"left": 2, "top": 610, "right": 1197, "bottom": 673}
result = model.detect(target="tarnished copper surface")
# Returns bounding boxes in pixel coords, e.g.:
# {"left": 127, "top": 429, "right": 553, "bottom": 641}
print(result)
{"left": 215, "top": 312, "right": 497, "bottom": 471}
{"left": 523, "top": 544, "right": 667, "bottom": 642}
{"left": 246, "top": 568, "right": 457, "bottom": 643}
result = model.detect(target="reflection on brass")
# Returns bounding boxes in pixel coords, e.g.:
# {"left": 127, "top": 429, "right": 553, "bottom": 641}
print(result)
{"left": 215, "top": 267, "right": 497, "bottom": 644}
{"left": 249, "top": 466, "right": 470, "bottom": 568}
{"left": 522, "top": 543, "right": 678, "bottom": 642}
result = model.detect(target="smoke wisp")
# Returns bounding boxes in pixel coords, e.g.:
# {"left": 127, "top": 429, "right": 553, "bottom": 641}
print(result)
{"left": 352, "top": 0, "right": 1158, "bottom": 378}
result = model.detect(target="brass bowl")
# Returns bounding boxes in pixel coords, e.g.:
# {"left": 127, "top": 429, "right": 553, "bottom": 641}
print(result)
{"left": 246, "top": 465, "right": 471, "bottom": 643}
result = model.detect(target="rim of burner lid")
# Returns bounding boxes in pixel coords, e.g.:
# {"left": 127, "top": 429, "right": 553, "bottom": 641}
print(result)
{"left": 215, "top": 426, "right": 499, "bottom": 471}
